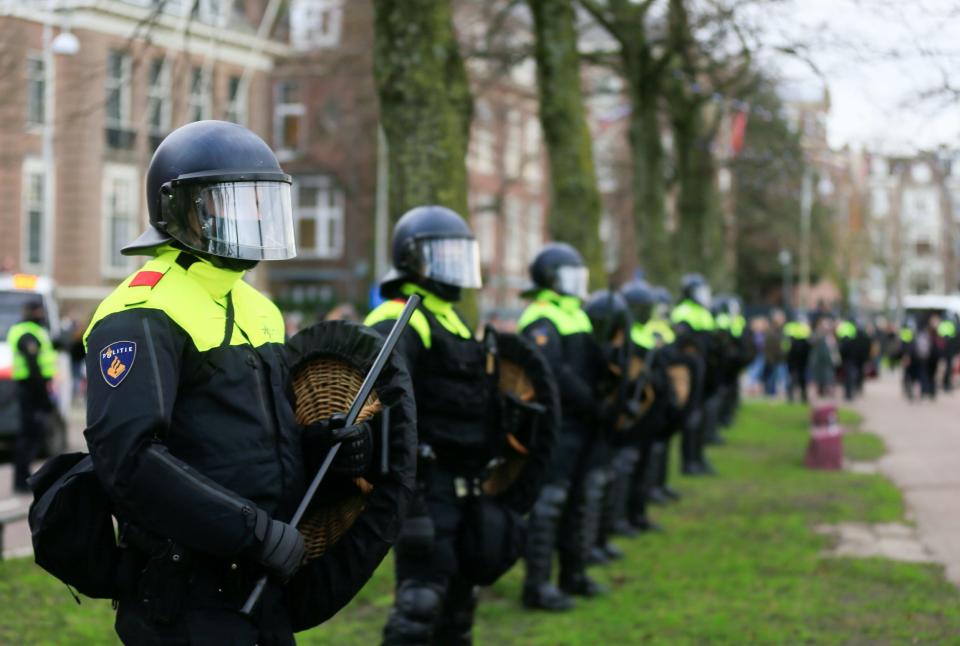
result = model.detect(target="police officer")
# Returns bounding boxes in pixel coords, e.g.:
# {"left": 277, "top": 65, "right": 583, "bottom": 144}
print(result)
{"left": 618, "top": 280, "right": 676, "bottom": 527}
{"left": 712, "top": 295, "right": 751, "bottom": 429}
{"left": 84, "top": 121, "right": 411, "bottom": 644}
{"left": 937, "top": 314, "right": 957, "bottom": 392}
{"left": 368, "top": 206, "right": 524, "bottom": 645}
{"left": 7, "top": 301, "right": 57, "bottom": 493}
{"left": 670, "top": 274, "right": 717, "bottom": 475}
{"left": 784, "top": 314, "right": 813, "bottom": 403}
{"left": 519, "top": 243, "right": 609, "bottom": 610}
{"left": 836, "top": 317, "right": 859, "bottom": 401}
{"left": 645, "top": 286, "right": 683, "bottom": 503}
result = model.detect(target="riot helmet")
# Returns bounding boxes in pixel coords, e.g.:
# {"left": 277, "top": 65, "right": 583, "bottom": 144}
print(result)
{"left": 584, "top": 290, "right": 630, "bottom": 344}
{"left": 652, "top": 286, "right": 673, "bottom": 319}
{"left": 528, "top": 242, "right": 589, "bottom": 299}
{"left": 621, "top": 280, "right": 657, "bottom": 325}
{"left": 711, "top": 294, "right": 742, "bottom": 319}
{"left": 681, "top": 273, "right": 712, "bottom": 308}
{"left": 124, "top": 121, "right": 296, "bottom": 264}
{"left": 381, "top": 205, "right": 482, "bottom": 301}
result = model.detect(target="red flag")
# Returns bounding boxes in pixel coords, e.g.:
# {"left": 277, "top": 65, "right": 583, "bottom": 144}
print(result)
{"left": 730, "top": 110, "right": 749, "bottom": 156}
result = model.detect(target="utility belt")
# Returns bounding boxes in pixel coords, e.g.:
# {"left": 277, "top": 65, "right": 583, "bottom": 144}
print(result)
{"left": 415, "top": 444, "right": 489, "bottom": 500}
{"left": 118, "top": 522, "right": 262, "bottom": 624}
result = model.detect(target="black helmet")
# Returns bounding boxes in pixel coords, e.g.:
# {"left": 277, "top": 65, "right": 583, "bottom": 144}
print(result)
{"left": 711, "top": 294, "right": 742, "bottom": 318}
{"left": 584, "top": 290, "right": 630, "bottom": 343}
{"left": 621, "top": 280, "right": 657, "bottom": 324}
{"left": 381, "top": 205, "right": 482, "bottom": 297}
{"left": 528, "top": 242, "right": 588, "bottom": 298}
{"left": 681, "top": 273, "right": 711, "bottom": 307}
{"left": 124, "top": 120, "right": 295, "bottom": 260}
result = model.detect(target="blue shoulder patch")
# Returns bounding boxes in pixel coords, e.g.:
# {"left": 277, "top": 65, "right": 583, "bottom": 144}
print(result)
{"left": 100, "top": 341, "right": 137, "bottom": 388}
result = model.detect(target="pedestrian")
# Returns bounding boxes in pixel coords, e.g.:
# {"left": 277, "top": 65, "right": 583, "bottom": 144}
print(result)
{"left": 809, "top": 318, "right": 837, "bottom": 398}
{"left": 6, "top": 300, "right": 57, "bottom": 493}
{"left": 369, "top": 206, "right": 551, "bottom": 644}
{"left": 519, "top": 243, "right": 609, "bottom": 610}
{"left": 762, "top": 310, "right": 786, "bottom": 397}
{"left": 82, "top": 121, "right": 416, "bottom": 644}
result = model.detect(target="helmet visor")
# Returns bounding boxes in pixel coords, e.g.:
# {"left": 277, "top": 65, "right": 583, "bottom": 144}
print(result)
{"left": 693, "top": 284, "right": 712, "bottom": 308}
{"left": 163, "top": 180, "right": 296, "bottom": 261}
{"left": 556, "top": 266, "right": 589, "bottom": 298}
{"left": 417, "top": 237, "right": 483, "bottom": 289}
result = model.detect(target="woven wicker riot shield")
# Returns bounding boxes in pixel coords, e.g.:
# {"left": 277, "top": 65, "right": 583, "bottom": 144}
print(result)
{"left": 284, "top": 321, "right": 417, "bottom": 563}
{"left": 480, "top": 332, "right": 559, "bottom": 514}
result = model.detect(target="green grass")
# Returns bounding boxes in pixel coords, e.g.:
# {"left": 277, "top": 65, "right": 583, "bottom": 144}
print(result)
{"left": 3, "top": 403, "right": 959, "bottom": 644}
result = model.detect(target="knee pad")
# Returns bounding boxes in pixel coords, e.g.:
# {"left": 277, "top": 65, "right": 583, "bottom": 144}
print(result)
{"left": 394, "top": 579, "right": 444, "bottom": 622}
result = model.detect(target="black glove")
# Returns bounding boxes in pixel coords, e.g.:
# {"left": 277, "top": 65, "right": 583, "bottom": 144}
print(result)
{"left": 253, "top": 510, "right": 305, "bottom": 579}
{"left": 302, "top": 414, "right": 379, "bottom": 479}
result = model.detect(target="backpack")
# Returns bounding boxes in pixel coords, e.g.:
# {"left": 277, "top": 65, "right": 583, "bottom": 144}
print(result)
{"left": 27, "top": 452, "right": 119, "bottom": 600}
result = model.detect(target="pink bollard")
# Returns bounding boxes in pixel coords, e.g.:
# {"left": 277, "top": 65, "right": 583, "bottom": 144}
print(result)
{"left": 805, "top": 404, "right": 843, "bottom": 470}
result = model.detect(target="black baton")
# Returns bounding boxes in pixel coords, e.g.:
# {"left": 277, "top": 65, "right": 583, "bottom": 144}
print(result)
{"left": 241, "top": 294, "right": 422, "bottom": 615}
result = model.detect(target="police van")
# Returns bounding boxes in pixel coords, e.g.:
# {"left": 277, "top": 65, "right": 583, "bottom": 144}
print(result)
{"left": 0, "top": 273, "right": 69, "bottom": 455}
{"left": 903, "top": 294, "right": 960, "bottom": 324}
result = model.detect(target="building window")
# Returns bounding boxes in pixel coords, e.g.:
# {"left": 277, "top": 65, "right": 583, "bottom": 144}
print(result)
{"left": 147, "top": 58, "right": 170, "bottom": 146}
{"left": 523, "top": 117, "right": 542, "bottom": 187}
{"left": 469, "top": 126, "right": 496, "bottom": 175}
{"left": 26, "top": 55, "right": 45, "bottom": 128}
{"left": 290, "top": 0, "right": 344, "bottom": 50}
{"left": 274, "top": 81, "right": 305, "bottom": 160}
{"left": 503, "top": 196, "right": 523, "bottom": 274}
{"left": 22, "top": 159, "right": 46, "bottom": 269}
{"left": 105, "top": 49, "right": 134, "bottom": 148}
{"left": 504, "top": 109, "right": 523, "bottom": 178}
{"left": 225, "top": 75, "right": 247, "bottom": 125}
{"left": 526, "top": 202, "right": 544, "bottom": 264}
{"left": 102, "top": 164, "right": 139, "bottom": 274}
{"left": 188, "top": 66, "right": 211, "bottom": 123}
{"left": 293, "top": 176, "right": 344, "bottom": 259}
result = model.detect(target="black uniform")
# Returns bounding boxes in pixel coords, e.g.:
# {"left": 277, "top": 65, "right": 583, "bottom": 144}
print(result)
{"left": 11, "top": 324, "right": 55, "bottom": 492}
{"left": 373, "top": 292, "right": 515, "bottom": 646}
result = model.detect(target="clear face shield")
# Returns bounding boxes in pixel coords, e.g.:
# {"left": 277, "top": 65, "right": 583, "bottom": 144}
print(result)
{"left": 727, "top": 299, "right": 742, "bottom": 319}
{"left": 161, "top": 174, "right": 297, "bottom": 261}
{"left": 415, "top": 237, "right": 483, "bottom": 289}
{"left": 693, "top": 284, "right": 712, "bottom": 308}
{"left": 555, "top": 265, "right": 589, "bottom": 299}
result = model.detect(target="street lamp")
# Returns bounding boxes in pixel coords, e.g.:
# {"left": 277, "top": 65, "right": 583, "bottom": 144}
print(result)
{"left": 779, "top": 249, "right": 793, "bottom": 310}
{"left": 42, "top": 1, "right": 78, "bottom": 278}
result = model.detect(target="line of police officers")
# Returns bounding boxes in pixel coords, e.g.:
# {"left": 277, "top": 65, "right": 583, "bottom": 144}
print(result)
{"left": 14, "top": 122, "right": 753, "bottom": 645}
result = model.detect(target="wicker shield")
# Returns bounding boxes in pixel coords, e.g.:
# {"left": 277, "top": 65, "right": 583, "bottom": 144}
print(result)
{"left": 667, "top": 363, "right": 692, "bottom": 408}
{"left": 481, "top": 332, "right": 559, "bottom": 514}
{"left": 285, "top": 321, "right": 417, "bottom": 563}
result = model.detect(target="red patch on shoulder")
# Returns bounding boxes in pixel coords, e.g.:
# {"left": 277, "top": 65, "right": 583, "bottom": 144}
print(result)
{"left": 129, "top": 271, "right": 165, "bottom": 288}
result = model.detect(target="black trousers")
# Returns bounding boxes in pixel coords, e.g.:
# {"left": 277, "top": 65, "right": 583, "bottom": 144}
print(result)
{"left": 842, "top": 360, "right": 859, "bottom": 401}
{"left": 385, "top": 471, "right": 478, "bottom": 645}
{"left": 14, "top": 384, "right": 50, "bottom": 490}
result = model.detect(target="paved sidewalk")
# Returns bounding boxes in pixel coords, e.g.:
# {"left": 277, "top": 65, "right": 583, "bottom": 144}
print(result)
{"left": 852, "top": 372, "right": 960, "bottom": 585}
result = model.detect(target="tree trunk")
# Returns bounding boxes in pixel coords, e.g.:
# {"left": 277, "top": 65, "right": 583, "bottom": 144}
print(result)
{"left": 528, "top": 0, "right": 605, "bottom": 284}
{"left": 626, "top": 65, "right": 671, "bottom": 285}
{"left": 372, "top": 0, "right": 471, "bottom": 220}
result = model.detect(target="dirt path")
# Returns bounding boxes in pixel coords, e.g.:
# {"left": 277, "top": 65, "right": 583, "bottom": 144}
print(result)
{"left": 853, "top": 371, "right": 960, "bottom": 585}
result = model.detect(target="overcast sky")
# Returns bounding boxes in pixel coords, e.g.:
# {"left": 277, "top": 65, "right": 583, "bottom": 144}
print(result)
{"left": 755, "top": 0, "right": 960, "bottom": 152}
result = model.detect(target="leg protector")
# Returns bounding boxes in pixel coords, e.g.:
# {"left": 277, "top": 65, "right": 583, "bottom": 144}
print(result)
{"left": 382, "top": 579, "right": 445, "bottom": 646}
{"left": 581, "top": 468, "right": 607, "bottom": 565}
{"left": 607, "top": 448, "right": 640, "bottom": 537}
{"left": 435, "top": 578, "right": 478, "bottom": 646}
{"left": 521, "top": 484, "right": 574, "bottom": 611}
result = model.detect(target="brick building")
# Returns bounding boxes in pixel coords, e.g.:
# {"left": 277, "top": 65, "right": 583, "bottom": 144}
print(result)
{"left": 0, "top": 0, "right": 284, "bottom": 317}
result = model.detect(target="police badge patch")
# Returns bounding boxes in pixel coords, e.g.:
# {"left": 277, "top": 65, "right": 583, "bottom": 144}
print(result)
{"left": 100, "top": 341, "right": 136, "bottom": 388}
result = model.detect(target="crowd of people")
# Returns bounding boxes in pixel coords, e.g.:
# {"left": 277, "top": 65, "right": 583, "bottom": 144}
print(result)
{"left": 740, "top": 309, "right": 959, "bottom": 404}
